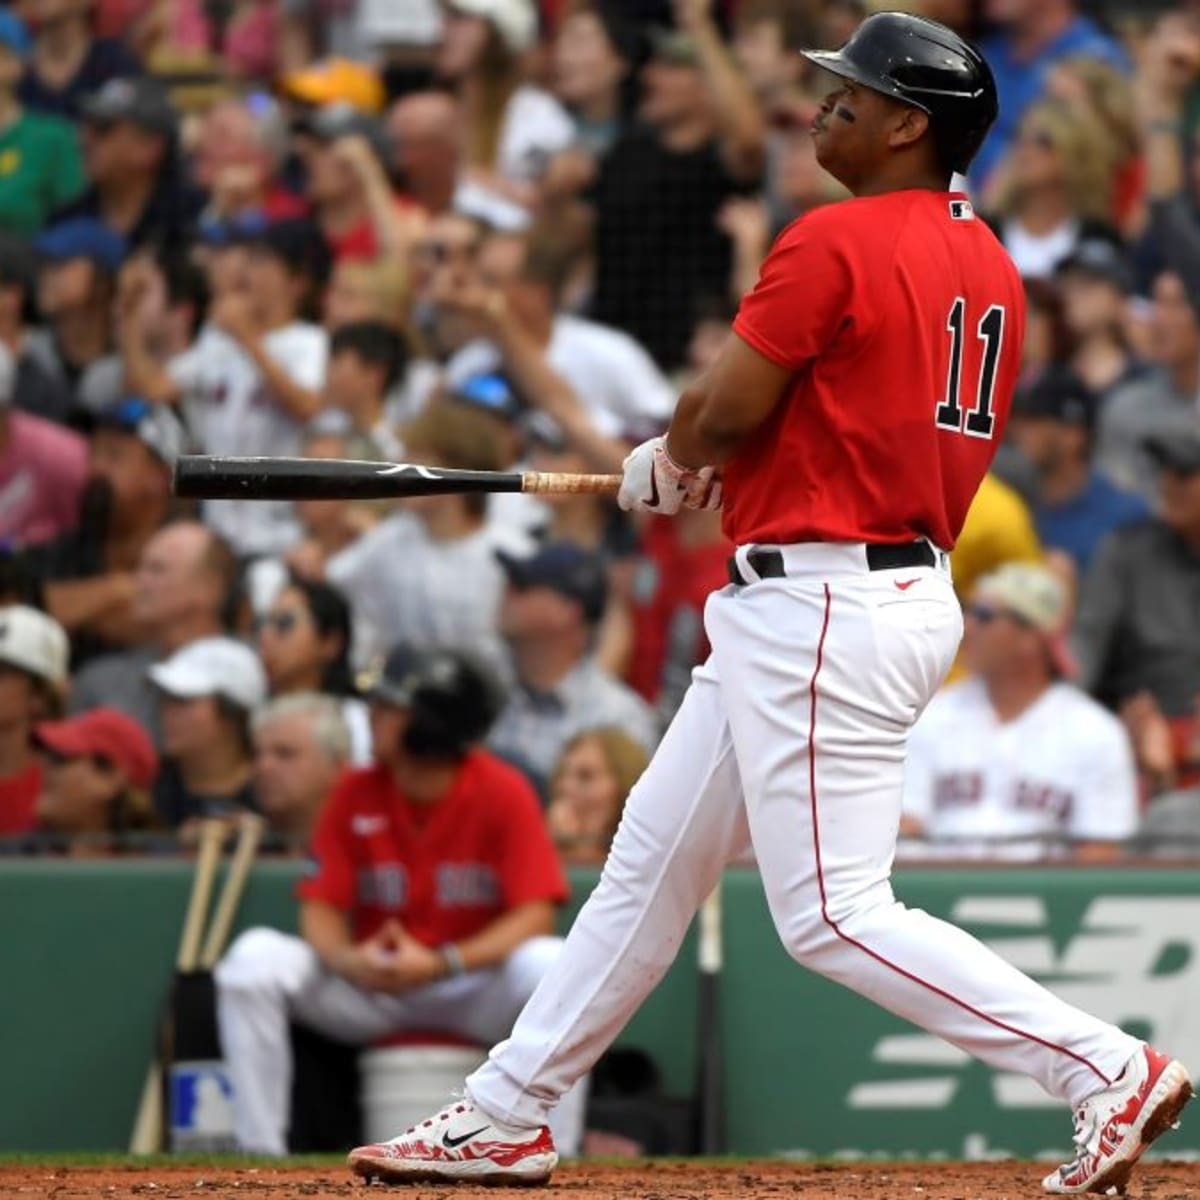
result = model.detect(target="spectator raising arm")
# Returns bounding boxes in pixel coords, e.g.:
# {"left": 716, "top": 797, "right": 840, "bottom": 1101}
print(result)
{"left": 433, "top": 271, "right": 629, "bottom": 474}
{"left": 676, "top": 0, "right": 766, "bottom": 182}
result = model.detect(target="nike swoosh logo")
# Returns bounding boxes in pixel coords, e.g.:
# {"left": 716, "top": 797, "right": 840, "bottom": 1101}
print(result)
{"left": 894, "top": 578, "right": 919, "bottom": 591}
{"left": 648, "top": 469, "right": 660, "bottom": 509}
{"left": 443, "top": 1125, "right": 490, "bottom": 1149}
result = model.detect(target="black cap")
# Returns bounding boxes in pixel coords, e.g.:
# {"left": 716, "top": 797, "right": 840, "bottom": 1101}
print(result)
{"left": 81, "top": 76, "right": 177, "bottom": 137}
{"left": 802, "top": 12, "right": 998, "bottom": 173}
{"left": 1144, "top": 427, "right": 1200, "bottom": 475}
{"left": 369, "top": 645, "right": 503, "bottom": 758}
{"left": 497, "top": 541, "right": 608, "bottom": 624}
{"left": 1012, "top": 367, "right": 1096, "bottom": 432}
{"left": 1056, "top": 238, "right": 1134, "bottom": 294}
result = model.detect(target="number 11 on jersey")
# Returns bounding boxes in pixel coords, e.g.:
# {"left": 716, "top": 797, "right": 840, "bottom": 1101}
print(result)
{"left": 935, "top": 297, "right": 1005, "bottom": 439}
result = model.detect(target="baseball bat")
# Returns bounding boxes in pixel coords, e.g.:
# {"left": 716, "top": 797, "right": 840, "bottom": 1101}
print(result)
{"left": 129, "top": 820, "right": 225, "bottom": 1153}
{"left": 695, "top": 882, "right": 725, "bottom": 1154}
{"left": 199, "top": 815, "right": 264, "bottom": 970}
{"left": 173, "top": 456, "right": 622, "bottom": 501}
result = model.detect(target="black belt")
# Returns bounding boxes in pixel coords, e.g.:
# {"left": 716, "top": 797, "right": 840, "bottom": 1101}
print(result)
{"left": 727, "top": 542, "right": 936, "bottom": 587}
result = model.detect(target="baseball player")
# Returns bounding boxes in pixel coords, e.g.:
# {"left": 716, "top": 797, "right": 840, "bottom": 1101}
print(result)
{"left": 215, "top": 647, "right": 585, "bottom": 1157}
{"left": 348, "top": 14, "right": 1193, "bottom": 1195}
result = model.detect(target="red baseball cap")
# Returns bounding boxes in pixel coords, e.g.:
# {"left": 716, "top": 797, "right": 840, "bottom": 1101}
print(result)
{"left": 33, "top": 709, "right": 158, "bottom": 789}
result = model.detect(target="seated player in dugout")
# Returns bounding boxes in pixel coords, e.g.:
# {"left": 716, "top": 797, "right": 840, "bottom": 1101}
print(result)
{"left": 214, "top": 645, "right": 586, "bottom": 1157}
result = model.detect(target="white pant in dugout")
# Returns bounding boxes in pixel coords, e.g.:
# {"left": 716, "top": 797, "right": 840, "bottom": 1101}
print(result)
{"left": 467, "top": 543, "right": 1140, "bottom": 1131}
{"left": 215, "top": 930, "right": 587, "bottom": 1155}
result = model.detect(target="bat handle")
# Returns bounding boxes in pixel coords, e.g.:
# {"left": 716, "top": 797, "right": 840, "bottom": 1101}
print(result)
{"left": 520, "top": 471, "right": 622, "bottom": 496}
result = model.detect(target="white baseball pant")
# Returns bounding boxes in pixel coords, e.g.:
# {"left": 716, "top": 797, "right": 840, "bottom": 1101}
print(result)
{"left": 466, "top": 541, "right": 1140, "bottom": 1131}
{"left": 215, "top": 928, "right": 587, "bottom": 1155}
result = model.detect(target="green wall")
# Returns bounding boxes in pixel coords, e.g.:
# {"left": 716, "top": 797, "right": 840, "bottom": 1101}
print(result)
{"left": 3, "top": 861, "right": 1199, "bottom": 1159}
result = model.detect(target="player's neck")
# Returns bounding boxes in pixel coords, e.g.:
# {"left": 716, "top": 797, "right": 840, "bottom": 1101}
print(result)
{"left": 391, "top": 757, "right": 458, "bottom": 806}
{"left": 850, "top": 164, "right": 949, "bottom": 199}
{"left": 985, "top": 671, "right": 1051, "bottom": 723}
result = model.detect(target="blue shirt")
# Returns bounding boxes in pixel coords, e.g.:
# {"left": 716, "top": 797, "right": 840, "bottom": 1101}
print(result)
{"left": 1035, "top": 471, "right": 1148, "bottom": 572}
{"left": 974, "top": 18, "right": 1129, "bottom": 186}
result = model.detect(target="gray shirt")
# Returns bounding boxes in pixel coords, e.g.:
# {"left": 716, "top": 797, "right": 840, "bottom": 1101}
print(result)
{"left": 69, "top": 645, "right": 161, "bottom": 744}
{"left": 488, "top": 657, "right": 659, "bottom": 792}
{"left": 1095, "top": 368, "right": 1200, "bottom": 502}
{"left": 1072, "top": 520, "right": 1200, "bottom": 716}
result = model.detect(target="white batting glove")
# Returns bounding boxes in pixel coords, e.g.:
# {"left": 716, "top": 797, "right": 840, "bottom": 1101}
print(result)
{"left": 617, "top": 436, "right": 722, "bottom": 514}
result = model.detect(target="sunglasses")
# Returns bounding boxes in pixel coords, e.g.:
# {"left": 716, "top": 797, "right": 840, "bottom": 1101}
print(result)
{"left": 254, "top": 611, "right": 302, "bottom": 636}
{"left": 415, "top": 240, "right": 477, "bottom": 264}
{"left": 968, "top": 603, "right": 1034, "bottom": 630}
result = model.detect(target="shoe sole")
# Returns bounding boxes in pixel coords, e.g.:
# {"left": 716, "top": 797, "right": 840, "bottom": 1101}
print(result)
{"left": 1047, "top": 1060, "right": 1194, "bottom": 1195}
{"left": 349, "top": 1154, "right": 555, "bottom": 1187}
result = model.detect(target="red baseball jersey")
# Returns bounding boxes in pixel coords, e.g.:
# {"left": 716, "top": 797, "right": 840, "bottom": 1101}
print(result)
{"left": 725, "top": 191, "right": 1025, "bottom": 550}
{"left": 298, "top": 751, "right": 569, "bottom": 944}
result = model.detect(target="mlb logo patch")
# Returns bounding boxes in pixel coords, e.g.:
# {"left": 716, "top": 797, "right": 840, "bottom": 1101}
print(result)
{"left": 949, "top": 199, "right": 975, "bottom": 221}
{"left": 169, "top": 1061, "right": 237, "bottom": 1152}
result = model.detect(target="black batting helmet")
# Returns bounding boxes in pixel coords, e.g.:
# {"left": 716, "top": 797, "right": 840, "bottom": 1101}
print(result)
{"left": 802, "top": 11, "right": 998, "bottom": 174}
{"left": 371, "top": 646, "right": 504, "bottom": 760}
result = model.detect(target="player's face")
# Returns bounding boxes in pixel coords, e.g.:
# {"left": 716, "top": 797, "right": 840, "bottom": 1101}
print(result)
{"left": 810, "top": 80, "right": 913, "bottom": 190}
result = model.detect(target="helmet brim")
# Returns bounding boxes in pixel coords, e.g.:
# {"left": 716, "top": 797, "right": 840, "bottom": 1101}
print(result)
{"left": 801, "top": 49, "right": 933, "bottom": 115}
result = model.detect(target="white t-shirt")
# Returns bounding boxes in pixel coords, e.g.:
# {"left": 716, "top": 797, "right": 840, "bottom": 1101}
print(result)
{"left": 170, "top": 323, "right": 329, "bottom": 557}
{"left": 903, "top": 678, "right": 1138, "bottom": 859}
{"left": 1001, "top": 218, "right": 1080, "bottom": 280}
{"left": 447, "top": 314, "right": 677, "bottom": 438}
{"left": 498, "top": 86, "right": 575, "bottom": 183}
{"left": 326, "top": 510, "right": 519, "bottom": 679}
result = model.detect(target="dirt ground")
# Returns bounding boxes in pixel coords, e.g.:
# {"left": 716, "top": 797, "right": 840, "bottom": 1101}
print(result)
{"left": 2, "top": 1161, "right": 1200, "bottom": 1200}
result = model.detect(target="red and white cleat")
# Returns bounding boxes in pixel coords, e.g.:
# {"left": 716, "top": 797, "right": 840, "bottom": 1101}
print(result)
{"left": 347, "top": 1100, "right": 558, "bottom": 1186}
{"left": 1043, "top": 1046, "right": 1194, "bottom": 1195}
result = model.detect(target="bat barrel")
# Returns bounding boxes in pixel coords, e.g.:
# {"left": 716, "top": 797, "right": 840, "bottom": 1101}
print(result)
{"left": 173, "top": 456, "right": 527, "bottom": 501}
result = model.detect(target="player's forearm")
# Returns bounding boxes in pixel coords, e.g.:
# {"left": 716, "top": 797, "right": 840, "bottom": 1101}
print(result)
{"left": 300, "top": 900, "right": 357, "bottom": 973}
{"left": 449, "top": 901, "right": 556, "bottom": 973}
{"left": 666, "top": 384, "right": 750, "bottom": 468}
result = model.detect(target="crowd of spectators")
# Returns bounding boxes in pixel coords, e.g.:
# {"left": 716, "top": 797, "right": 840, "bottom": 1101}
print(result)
{"left": 0, "top": 0, "right": 1196, "bottom": 874}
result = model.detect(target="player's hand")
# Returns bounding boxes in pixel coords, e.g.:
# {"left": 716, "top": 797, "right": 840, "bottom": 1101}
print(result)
{"left": 617, "top": 436, "right": 722, "bottom": 515}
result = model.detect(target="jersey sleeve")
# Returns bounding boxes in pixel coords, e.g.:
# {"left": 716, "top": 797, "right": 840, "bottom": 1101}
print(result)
{"left": 732, "top": 212, "right": 866, "bottom": 370}
{"left": 296, "top": 777, "right": 358, "bottom": 910}
{"left": 486, "top": 759, "right": 570, "bottom": 908}
{"left": 1067, "top": 710, "right": 1139, "bottom": 843}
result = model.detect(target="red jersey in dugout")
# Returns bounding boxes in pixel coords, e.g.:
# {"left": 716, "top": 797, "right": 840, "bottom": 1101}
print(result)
{"left": 298, "top": 751, "right": 569, "bottom": 945}
{"left": 726, "top": 190, "right": 1026, "bottom": 550}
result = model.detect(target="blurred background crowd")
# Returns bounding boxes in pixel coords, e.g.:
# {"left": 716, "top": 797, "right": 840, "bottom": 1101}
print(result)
{"left": 0, "top": 0, "right": 1196, "bottom": 867}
